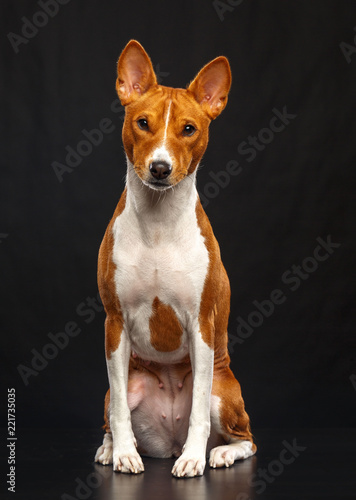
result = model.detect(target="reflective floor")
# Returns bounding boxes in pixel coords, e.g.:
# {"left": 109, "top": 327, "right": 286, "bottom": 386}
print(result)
{"left": 3, "top": 428, "right": 356, "bottom": 500}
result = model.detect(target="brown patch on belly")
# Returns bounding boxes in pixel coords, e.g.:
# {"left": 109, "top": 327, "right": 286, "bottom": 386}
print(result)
{"left": 149, "top": 296, "right": 183, "bottom": 352}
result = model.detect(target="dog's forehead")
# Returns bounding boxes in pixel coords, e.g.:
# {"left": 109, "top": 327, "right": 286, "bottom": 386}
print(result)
{"left": 127, "top": 85, "right": 204, "bottom": 120}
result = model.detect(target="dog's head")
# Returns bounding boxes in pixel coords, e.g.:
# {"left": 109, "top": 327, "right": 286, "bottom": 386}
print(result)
{"left": 116, "top": 40, "right": 231, "bottom": 190}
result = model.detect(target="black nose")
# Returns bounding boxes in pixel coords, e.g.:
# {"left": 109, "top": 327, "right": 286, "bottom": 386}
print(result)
{"left": 149, "top": 161, "right": 172, "bottom": 180}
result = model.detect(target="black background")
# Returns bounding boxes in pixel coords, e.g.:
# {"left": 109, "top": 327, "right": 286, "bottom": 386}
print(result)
{"left": 1, "top": 0, "right": 356, "bottom": 436}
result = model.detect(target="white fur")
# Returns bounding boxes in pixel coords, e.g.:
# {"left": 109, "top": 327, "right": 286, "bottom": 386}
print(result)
{"left": 209, "top": 441, "right": 255, "bottom": 468}
{"left": 210, "top": 395, "right": 224, "bottom": 435}
{"left": 149, "top": 144, "right": 173, "bottom": 170}
{"left": 163, "top": 99, "right": 172, "bottom": 141}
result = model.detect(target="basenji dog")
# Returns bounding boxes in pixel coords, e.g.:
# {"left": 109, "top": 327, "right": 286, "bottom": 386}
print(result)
{"left": 94, "top": 40, "right": 256, "bottom": 478}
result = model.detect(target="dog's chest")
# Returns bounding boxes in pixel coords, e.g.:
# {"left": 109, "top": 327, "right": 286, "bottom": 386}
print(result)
{"left": 111, "top": 200, "right": 209, "bottom": 359}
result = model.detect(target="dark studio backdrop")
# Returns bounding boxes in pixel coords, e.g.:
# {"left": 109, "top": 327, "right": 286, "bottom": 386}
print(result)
{"left": 1, "top": 0, "right": 356, "bottom": 436}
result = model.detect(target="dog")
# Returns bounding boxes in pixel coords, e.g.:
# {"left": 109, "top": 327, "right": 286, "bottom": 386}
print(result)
{"left": 94, "top": 40, "right": 256, "bottom": 478}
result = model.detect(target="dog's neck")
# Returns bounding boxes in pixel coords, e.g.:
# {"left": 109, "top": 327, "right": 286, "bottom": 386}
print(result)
{"left": 124, "top": 158, "right": 199, "bottom": 245}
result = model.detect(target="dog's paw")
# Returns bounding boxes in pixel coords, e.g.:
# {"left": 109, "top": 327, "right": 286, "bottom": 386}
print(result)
{"left": 172, "top": 453, "right": 206, "bottom": 478}
{"left": 113, "top": 449, "right": 144, "bottom": 474}
{"left": 209, "top": 445, "right": 237, "bottom": 468}
{"left": 209, "top": 441, "right": 254, "bottom": 469}
{"left": 94, "top": 433, "right": 113, "bottom": 465}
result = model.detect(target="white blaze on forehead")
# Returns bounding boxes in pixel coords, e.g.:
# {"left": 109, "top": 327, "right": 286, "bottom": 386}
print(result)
{"left": 163, "top": 100, "right": 172, "bottom": 142}
{"left": 151, "top": 99, "right": 173, "bottom": 165}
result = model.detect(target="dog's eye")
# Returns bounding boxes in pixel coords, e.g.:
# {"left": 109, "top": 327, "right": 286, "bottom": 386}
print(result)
{"left": 137, "top": 118, "right": 149, "bottom": 131}
{"left": 183, "top": 124, "right": 196, "bottom": 137}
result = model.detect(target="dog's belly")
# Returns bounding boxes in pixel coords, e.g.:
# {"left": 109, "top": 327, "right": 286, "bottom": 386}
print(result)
{"left": 128, "top": 363, "right": 193, "bottom": 457}
{"left": 127, "top": 362, "right": 225, "bottom": 458}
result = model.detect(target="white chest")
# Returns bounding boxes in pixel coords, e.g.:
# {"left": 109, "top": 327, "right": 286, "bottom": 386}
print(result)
{"left": 111, "top": 182, "right": 209, "bottom": 361}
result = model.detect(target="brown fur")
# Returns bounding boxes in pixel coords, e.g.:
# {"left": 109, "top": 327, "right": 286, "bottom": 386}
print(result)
{"left": 150, "top": 296, "right": 183, "bottom": 352}
{"left": 98, "top": 189, "right": 126, "bottom": 358}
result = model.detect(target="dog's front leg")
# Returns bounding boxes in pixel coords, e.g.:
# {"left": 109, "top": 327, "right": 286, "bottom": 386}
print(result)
{"left": 106, "top": 317, "right": 144, "bottom": 474}
{"left": 172, "top": 325, "right": 214, "bottom": 478}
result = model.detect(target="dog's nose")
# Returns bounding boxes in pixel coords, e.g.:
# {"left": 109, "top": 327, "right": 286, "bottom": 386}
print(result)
{"left": 149, "top": 161, "right": 172, "bottom": 180}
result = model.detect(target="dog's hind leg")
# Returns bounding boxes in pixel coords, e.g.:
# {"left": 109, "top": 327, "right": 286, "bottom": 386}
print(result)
{"left": 209, "top": 368, "right": 256, "bottom": 468}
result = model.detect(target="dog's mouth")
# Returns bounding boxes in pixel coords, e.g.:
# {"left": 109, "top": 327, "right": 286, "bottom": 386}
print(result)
{"left": 145, "top": 179, "right": 173, "bottom": 191}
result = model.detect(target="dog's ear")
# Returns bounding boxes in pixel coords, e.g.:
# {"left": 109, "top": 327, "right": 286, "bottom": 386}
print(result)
{"left": 116, "top": 40, "right": 157, "bottom": 105}
{"left": 188, "top": 56, "right": 231, "bottom": 120}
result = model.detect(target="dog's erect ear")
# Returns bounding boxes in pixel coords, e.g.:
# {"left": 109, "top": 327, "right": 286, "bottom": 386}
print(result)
{"left": 116, "top": 40, "right": 157, "bottom": 105}
{"left": 188, "top": 56, "right": 231, "bottom": 120}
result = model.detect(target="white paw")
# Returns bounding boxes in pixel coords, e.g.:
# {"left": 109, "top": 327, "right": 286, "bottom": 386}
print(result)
{"left": 113, "top": 449, "right": 144, "bottom": 474}
{"left": 209, "top": 446, "right": 236, "bottom": 468}
{"left": 209, "top": 441, "right": 254, "bottom": 469}
{"left": 94, "top": 433, "right": 113, "bottom": 465}
{"left": 172, "top": 453, "right": 206, "bottom": 478}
